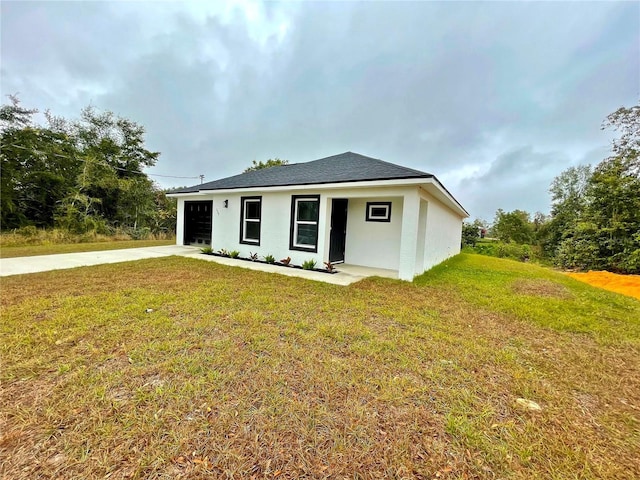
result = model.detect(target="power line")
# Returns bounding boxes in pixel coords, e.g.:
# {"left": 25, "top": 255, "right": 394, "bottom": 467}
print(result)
{"left": 150, "top": 172, "right": 203, "bottom": 180}
{"left": 4, "top": 143, "right": 202, "bottom": 181}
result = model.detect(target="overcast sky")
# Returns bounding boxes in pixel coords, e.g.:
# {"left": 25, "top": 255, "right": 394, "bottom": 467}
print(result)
{"left": 2, "top": 1, "right": 638, "bottom": 220}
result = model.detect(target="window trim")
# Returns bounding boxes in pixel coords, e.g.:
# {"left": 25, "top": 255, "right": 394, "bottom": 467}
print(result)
{"left": 239, "top": 196, "right": 262, "bottom": 245}
{"left": 289, "top": 194, "right": 320, "bottom": 252}
{"left": 366, "top": 201, "right": 392, "bottom": 222}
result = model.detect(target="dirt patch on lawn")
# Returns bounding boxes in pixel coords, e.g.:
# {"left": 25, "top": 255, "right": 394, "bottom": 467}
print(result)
{"left": 511, "top": 279, "right": 571, "bottom": 298}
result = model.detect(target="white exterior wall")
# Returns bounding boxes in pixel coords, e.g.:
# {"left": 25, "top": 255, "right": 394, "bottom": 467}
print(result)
{"left": 342, "top": 197, "right": 403, "bottom": 270}
{"left": 420, "top": 189, "right": 463, "bottom": 271}
{"left": 175, "top": 197, "right": 185, "bottom": 245}
{"left": 204, "top": 189, "right": 327, "bottom": 267}
{"left": 173, "top": 182, "right": 464, "bottom": 279}
{"left": 398, "top": 190, "right": 421, "bottom": 280}
{"left": 415, "top": 199, "right": 428, "bottom": 273}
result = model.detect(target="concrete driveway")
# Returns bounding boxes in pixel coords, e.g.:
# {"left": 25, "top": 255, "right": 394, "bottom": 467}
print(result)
{"left": 0, "top": 245, "right": 398, "bottom": 285}
{"left": 0, "top": 245, "right": 197, "bottom": 277}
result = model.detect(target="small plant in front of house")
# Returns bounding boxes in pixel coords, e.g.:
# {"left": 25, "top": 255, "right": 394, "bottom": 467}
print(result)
{"left": 229, "top": 250, "right": 240, "bottom": 258}
{"left": 302, "top": 259, "right": 317, "bottom": 270}
{"left": 264, "top": 254, "right": 276, "bottom": 264}
{"left": 200, "top": 246, "right": 213, "bottom": 254}
{"left": 324, "top": 261, "right": 335, "bottom": 272}
{"left": 280, "top": 256, "right": 291, "bottom": 265}
{"left": 249, "top": 252, "right": 258, "bottom": 261}
{"left": 217, "top": 248, "right": 229, "bottom": 257}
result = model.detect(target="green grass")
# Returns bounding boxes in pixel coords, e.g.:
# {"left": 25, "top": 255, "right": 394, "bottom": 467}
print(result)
{"left": 416, "top": 254, "right": 640, "bottom": 345}
{"left": 1, "top": 253, "right": 638, "bottom": 479}
{"left": 0, "top": 239, "right": 174, "bottom": 258}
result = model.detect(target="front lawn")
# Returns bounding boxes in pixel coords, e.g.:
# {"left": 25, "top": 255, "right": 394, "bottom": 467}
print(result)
{"left": 1, "top": 254, "right": 638, "bottom": 479}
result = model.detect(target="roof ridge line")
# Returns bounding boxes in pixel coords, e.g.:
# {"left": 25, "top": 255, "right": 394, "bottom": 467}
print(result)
{"left": 367, "top": 156, "right": 430, "bottom": 176}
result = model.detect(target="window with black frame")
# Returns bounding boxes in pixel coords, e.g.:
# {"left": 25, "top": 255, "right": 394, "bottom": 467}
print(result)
{"left": 366, "top": 201, "right": 392, "bottom": 222}
{"left": 240, "top": 196, "right": 261, "bottom": 244}
{"left": 290, "top": 195, "right": 320, "bottom": 252}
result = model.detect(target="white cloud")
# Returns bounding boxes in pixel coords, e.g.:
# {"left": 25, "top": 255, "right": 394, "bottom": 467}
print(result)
{"left": 1, "top": 0, "right": 637, "bottom": 218}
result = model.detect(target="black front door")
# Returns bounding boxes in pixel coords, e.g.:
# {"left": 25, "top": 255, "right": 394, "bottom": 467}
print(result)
{"left": 329, "top": 199, "right": 348, "bottom": 263}
{"left": 184, "top": 201, "right": 213, "bottom": 245}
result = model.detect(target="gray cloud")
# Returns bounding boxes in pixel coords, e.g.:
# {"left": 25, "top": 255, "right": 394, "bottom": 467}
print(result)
{"left": 1, "top": 1, "right": 638, "bottom": 220}
{"left": 459, "top": 146, "right": 568, "bottom": 219}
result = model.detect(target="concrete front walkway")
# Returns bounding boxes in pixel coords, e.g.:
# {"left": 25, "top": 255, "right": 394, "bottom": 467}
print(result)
{"left": 0, "top": 245, "right": 398, "bottom": 285}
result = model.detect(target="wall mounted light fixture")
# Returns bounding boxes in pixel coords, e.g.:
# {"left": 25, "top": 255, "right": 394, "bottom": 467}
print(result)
{"left": 223, "top": 199, "right": 229, "bottom": 208}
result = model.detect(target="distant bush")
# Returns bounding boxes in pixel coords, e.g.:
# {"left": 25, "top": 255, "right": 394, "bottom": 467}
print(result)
{"left": 466, "top": 240, "right": 540, "bottom": 263}
{"left": 470, "top": 240, "right": 499, "bottom": 257}
{"left": 461, "top": 222, "right": 480, "bottom": 247}
{"left": 0, "top": 227, "right": 173, "bottom": 248}
{"left": 125, "top": 227, "right": 152, "bottom": 240}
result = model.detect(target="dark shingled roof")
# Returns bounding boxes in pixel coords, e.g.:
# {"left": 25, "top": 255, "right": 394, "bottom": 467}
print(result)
{"left": 170, "top": 152, "right": 433, "bottom": 193}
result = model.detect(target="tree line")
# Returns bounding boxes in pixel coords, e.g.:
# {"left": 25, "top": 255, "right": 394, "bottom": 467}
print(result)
{"left": 2, "top": 96, "right": 637, "bottom": 273}
{"left": 0, "top": 96, "right": 176, "bottom": 236}
{"left": 463, "top": 102, "right": 639, "bottom": 274}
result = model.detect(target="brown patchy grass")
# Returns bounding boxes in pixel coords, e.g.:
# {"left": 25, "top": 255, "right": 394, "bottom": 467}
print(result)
{"left": 511, "top": 279, "right": 570, "bottom": 298}
{"left": 1, "top": 254, "right": 639, "bottom": 479}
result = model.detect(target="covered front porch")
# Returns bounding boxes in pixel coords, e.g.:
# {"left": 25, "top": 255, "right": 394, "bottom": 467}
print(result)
{"left": 338, "top": 263, "right": 398, "bottom": 280}
{"left": 321, "top": 187, "right": 430, "bottom": 281}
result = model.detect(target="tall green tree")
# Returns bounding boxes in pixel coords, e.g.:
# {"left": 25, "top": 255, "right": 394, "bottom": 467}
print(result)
{"left": 543, "top": 165, "right": 592, "bottom": 257}
{"left": 551, "top": 102, "right": 640, "bottom": 273}
{"left": 492, "top": 209, "right": 534, "bottom": 244}
{"left": 150, "top": 189, "right": 177, "bottom": 234}
{"left": 1, "top": 97, "right": 81, "bottom": 228}
{"left": 461, "top": 222, "right": 480, "bottom": 247}
{"left": 1, "top": 97, "right": 36, "bottom": 227}
{"left": 461, "top": 219, "right": 488, "bottom": 247}
{"left": 576, "top": 153, "right": 640, "bottom": 272}
{"left": 55, "top": 154, "right": 115, "bottom": 233}
{"left": 63, "top": 107, "right": 160, "bottom": 229}
{"left": 1, "top": 96, "right": 166, "bottom": 234}
{"left": 603, "top": 104, "right": 640, "bottom": 160}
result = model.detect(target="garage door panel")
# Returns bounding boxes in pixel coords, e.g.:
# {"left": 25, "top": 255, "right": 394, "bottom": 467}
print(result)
{"left": 184, "top": 201, "right": 212, "bottom": 245}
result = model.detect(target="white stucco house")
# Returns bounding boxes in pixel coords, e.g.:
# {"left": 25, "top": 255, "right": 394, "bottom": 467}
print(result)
{"left": 168, "top": 152, "right": 468, "bottom": 281}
